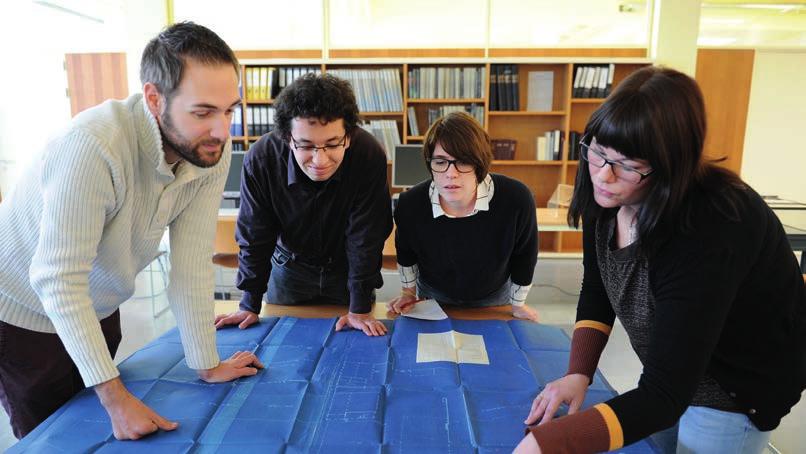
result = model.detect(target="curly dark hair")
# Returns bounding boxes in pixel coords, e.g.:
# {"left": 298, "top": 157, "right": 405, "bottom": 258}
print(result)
{"left": 273, "top": 73, "right": 361, "bottom": 141}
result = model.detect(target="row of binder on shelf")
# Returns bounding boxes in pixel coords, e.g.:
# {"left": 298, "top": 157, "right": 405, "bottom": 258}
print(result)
{"left": 406, "top": 104, "right": 485, "bottom": 137}
{"left": 489, "top": 64, "right": 520, "bottom": 111}
{"left": 407, "top": 67, "right": 486, "bottom": 100}
{"left": 360, "top": 120, "right": 400, "bottom": 160}
{"left": 329, "top": 69, "right": 403, "bottom": 113}
{"left": 537, "top": 130, "right": 563, "bottom": 161}
{"left": 491, "top": 129, "right": 564, "bottom": 161}
{"left": 230, "top": 105, "right": 275, "bottom": 137}
{"left": 573, "top": 64, "right": 614, "bottom": 99}
{"left": 243, "top": 66, "right": 320, "bottom": 101}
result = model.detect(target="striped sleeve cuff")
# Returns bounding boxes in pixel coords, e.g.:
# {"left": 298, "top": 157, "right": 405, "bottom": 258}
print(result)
{"left": 509, "top": 282, "right": 532, "bottom": 307}
{"left": 567, "top": 320, "right": 612, "bottom": 382}
{"left": 527, "top": 403, "right": 623, "bottom": 452}
{"left": 398, "top": 263, "right": 419, "bottom": 288}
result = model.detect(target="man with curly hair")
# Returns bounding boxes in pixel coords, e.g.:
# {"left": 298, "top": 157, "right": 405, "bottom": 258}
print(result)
{"left": 215, "top": 73, "right": 393, "bottom": 336}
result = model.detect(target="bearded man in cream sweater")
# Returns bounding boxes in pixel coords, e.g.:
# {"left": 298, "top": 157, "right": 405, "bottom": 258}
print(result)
{"left": 0, "top": 22, "right": 262, "bottom": 441}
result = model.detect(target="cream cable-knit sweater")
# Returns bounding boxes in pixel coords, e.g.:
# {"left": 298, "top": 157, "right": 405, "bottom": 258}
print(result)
{"left": 0, "top": 94, "right": 227, "bottom": 386}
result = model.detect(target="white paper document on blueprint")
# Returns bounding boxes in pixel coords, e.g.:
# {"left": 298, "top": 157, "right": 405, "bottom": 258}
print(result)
{"left": 416, "top": 330, "right": 490, "bottom": 365}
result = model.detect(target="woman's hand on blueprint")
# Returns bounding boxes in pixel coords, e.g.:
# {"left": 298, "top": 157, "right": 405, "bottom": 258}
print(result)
{"left": 525, "top": 373, "right": 589, "bottom": 425}
{"left": 335, "top": 312, "right": 388, "bottom": 336}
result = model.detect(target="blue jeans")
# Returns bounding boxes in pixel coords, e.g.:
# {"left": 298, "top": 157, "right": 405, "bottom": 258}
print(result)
{"left": 651, "top": 406, "right": 771, "bottom": 454}
{"left": 265, "top": 247, "right": 351, "bottom": 305}
{"left": 417, "top": 278, "right": 510, "bottom": 308}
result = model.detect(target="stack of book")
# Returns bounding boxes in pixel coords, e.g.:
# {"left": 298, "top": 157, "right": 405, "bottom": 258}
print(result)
{"left": 360, "top": 120, "right": 401, "bottom": 159}
{"left": 489, "top": 64, "right": 520, "bottom": 111}
{"left": 246, "top": 106, "right": 275, "bottom": 137}
{"left": 408, "top": 67, "right": 485, "bottom": 99}
{"left": 568, "top": 131, "right": 583, "bottom": 161}
{"left": 407, "top": 106, "right": 419, "bottom": 136}
{"left": 491, "top": 139, "right": 516, "bottom": 160}
{"left": 229, "top": 105, "right": 243, "bottom": 137}
{"left": 245, "top": 66, "right": 320, "bottom": 101}
{"left": 425, "top": 104, "right": 484, "bottom": 128}
{"left": 328, "top": 68, "right": 403, "bottom": 113}
{"left": 536, "top": 130, "right": 563, "bottom": 161}
{"left": 572, "top": 64, "right": 615, "bottom": 98}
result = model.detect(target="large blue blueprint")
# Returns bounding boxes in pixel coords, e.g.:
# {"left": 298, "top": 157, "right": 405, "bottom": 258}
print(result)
{"left": 11, "top": 317, "right": 658, "bottom": 453}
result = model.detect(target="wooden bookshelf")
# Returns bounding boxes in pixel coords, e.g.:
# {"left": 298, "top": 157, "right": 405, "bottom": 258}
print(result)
{"left": 231, "top": 54, "right": 652, "bottom": 253}
{"left": 408, "top": 98, "right": 485, "bottom": 104}
{"left": 488, "top": 111, "right": 566, "bottom": 116}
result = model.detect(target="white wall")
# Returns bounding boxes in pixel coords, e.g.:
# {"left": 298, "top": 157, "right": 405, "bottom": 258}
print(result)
{"left": 173, "top": 0, "right": 323, "bottom": 50}
{"left": 0, "top": 0, "right": 164, "bottom": 197}
{"left": 741, "top": 50, "right": 806, "bottom": 202}
{"left": 122, "top": 1, "right": 168, "bottom": 96}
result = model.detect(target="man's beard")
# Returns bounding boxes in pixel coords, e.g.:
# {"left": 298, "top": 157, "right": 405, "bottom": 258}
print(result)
{"left": 159, "top": 109, "right": 224, "bottom": 169}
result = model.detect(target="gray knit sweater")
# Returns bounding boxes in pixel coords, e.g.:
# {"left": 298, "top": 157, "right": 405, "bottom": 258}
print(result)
{"left": 0, "top": 94, "right": 227, "bottom": 386}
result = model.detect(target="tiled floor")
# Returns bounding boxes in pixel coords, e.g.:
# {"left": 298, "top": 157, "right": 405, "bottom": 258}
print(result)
{"left": 0, "top": 258, "right": 801, "bottom": 452}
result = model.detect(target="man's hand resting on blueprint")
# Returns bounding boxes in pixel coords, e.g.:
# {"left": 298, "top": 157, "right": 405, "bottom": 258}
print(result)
{"left": 512, "top": 305, "right": 540, "bottom": 322}
{"left": 335, "top": 312, "right": 388, "bottom": 336}
{"left": 198, "top": 351, "right": 265, "bottom": 383}
{"left": 96, "top": 377, "right": 178, "bottom": 440}
{"left": 214, "top": 310, "right": 260, "bottom": 329}
{"left": 96, "top": 351, "right": 265, "bottom": 440}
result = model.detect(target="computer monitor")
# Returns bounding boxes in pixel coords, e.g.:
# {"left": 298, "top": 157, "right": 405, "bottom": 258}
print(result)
{"left": 392, "top": 145, "right": 431, "bottom": 189}
{"left": 223, "top": 151, "right": 245, "bottom": 198}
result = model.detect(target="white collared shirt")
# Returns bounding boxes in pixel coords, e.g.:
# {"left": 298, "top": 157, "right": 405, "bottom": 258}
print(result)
{"left": 429, "top": 174, "right": 494, "bottom": 218}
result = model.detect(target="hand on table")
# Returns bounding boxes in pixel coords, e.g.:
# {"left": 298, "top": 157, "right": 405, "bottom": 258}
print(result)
{"left": 95, "top": 377, "right": 177, "bottom": 440}
{"left": 214, "top": 310, "right": 259, "bottom": 329}
{"left": 386, "top": 293, "right": 422, "bottom": 314}
{"left": 512, "top": 305, "right": 540, "bottom": 322}
{"left": 335, "top": 312, "right": 388, "bottom": 336}
{"left": 198, "top": 351, "right": 264, "bottom": 383}
{"left": 524, "top": 373, "right": 589, "bottom": 425}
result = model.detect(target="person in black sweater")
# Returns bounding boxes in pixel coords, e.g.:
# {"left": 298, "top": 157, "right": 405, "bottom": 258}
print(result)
{"left": 387, "top": 111, "right": 539, "bottom": 320}
{"left": 515, "top": 67, "right": 805, "bottom": 453}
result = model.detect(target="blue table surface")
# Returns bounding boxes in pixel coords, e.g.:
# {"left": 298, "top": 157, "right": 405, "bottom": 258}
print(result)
{"left": 12, "top": 317, "right": 659, "bottom": 453}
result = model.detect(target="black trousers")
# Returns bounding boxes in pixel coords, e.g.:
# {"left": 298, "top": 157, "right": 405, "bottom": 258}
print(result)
{"left": 0, "top": 310, "right": 122, "bottom": 439}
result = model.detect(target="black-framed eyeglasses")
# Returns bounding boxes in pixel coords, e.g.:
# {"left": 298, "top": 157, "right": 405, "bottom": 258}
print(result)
{"left": 579, "top": 138, "right": 654, "bottom": 184}
{"left": 291, "top": 134, "right": 347, "bottom": 154}
{"left": 427, "top": 158, "right": 475, "bottom": 173}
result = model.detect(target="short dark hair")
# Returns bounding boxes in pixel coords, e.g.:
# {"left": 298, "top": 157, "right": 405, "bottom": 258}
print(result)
{"left": 273, "top": 73, "right": 361, "bottom": 141}
{"left": 422, "top": 111, "right": 492, "bottom": 183}
{"left": 140, "top": 21, "right": 239, "bottom": 100}
{"left": 569, "top": 66, "right": 746, "bottom": 256}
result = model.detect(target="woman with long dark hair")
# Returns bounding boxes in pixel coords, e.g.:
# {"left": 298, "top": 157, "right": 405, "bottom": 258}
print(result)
{"left": 515, "top": 66, "right": 805, "bottom": 453}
